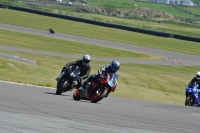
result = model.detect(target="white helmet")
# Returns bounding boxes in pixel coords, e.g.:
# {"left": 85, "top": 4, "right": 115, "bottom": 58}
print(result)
{"left": 82, "top": 54, "right": 91, "bottom": 66}
{"left": 196, "top": 72, "right": 200, "bottom": 79}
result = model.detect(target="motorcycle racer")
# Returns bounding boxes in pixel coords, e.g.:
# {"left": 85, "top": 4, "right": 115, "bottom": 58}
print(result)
{"left": 185, "top": 72, "right": 200, "bottom": 106}
{"left": 49, "top": 28, "right": 55, "bottom": 34}
{"left": 187, "top": 72, "right": 200, "bottom": 88}
{"left": 56, "top": 54, "right": 91, "bottom": 90}
{"left": 82, "top": 60, "right": 120, "bottom": 98}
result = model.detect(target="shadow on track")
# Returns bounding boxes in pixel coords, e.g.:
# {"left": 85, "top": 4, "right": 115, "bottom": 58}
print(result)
{"left": 43, "top": 92, "right": 71, "bottom": 97}
{"left": 44, "top": 92, "right": 102, "bottom": 104}
{"left": 69, "top": 98, "right": 102, "bottom": 104}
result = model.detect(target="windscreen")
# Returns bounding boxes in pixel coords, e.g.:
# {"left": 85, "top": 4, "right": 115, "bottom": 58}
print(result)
{"left": 67, "top": 65, "right": 80, "bottom": 78}
{"left": 107, "top": 73, "right": 117, "bottom": 88}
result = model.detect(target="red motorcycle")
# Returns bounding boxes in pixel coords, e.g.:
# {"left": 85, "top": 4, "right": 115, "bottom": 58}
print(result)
{"left": 73, "top": 73, "right": 117, "bottom": 103}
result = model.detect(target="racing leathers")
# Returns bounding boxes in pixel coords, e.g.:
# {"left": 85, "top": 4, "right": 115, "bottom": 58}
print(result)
{"left": 187, "top": 77, "right": 200, "bottom": 105}
{"left": 56, "top": 59, "right": 91, "bottom": 89}
{"left": 83, "top": 65, "right": 119, "bottom": 98}
{"left": 187, "top": 77, "right": 200, "bottom": 89}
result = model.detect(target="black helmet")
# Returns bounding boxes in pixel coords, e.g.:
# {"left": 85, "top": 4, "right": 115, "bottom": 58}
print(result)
{"left": 111, "top": 60, "right": 120, "bottom": 72}
{"left": 82, "top": 54, "right": 91, "bottom": 66}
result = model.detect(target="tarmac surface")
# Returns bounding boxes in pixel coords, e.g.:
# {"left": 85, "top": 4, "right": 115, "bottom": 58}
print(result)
{"left": 0, "top": 23, "right": 200, "bottom": 133}
{"left": 0, "top": 81, "right": 200, "bottom": 133}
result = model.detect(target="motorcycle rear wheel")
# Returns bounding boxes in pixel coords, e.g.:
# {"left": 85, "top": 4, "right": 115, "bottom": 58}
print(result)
{"left": 73, "top": 90, "right": 81, "bottom": 101}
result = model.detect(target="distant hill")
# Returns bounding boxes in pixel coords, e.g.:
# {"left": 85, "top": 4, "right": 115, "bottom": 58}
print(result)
{"left": 1, "top": 0, "right": 200, "bottom": 21}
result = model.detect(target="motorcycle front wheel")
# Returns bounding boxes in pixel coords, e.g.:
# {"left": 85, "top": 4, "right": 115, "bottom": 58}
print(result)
{"left": 90, "top": 89, "right": 108, "bottom": 103}
{"left": 56, "top": 80, "right": 69, "bottom": 95}
{"left": 185, "top": 95, "right": 194, "bottom": 106}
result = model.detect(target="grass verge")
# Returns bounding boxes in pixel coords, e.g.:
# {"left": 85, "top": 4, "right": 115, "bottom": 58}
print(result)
{"left": 0, "top": 9, "right": 200, "bottom": 56}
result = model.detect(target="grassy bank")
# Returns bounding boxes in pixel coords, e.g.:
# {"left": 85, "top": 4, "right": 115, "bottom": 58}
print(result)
{"left": 1, "top": 0, "right": 200, "bottom": 19}
{"left": 1, "top": 9, "right": 200, "bottom": 56}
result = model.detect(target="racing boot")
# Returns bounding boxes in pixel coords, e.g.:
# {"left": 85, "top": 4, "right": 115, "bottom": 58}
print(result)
{"left": 82, "top": 79, "right": 89, "bottom": 89}
{"left": 85, "top": 89, "right": 91, "bottom": 99}
{"left": 85, "top": 84, "right": 93, "bottom": 99}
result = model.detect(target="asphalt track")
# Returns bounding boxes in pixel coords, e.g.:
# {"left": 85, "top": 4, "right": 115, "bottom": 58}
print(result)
{"left": 1, "top": 80, "right": 200, "bottom": 133}
{"left": 1, "top": 23, "right": 200, "bottom": 66}
{"left": 1, "top": 23, "right": 200, "bottom": 133}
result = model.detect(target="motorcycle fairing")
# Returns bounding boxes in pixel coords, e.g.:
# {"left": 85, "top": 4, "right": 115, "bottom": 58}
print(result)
{"left": 91, "top": 73, "right": 117, "bottom": 91}
{"left": 186, "top": 83, "right": 200, "bottom": 107}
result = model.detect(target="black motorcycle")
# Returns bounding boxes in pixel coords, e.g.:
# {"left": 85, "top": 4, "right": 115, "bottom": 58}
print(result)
{"left": 56, "top": 65, "right": 80, "bottom": 95}
{"left": 49, "top": 28, "right": 55, "bottom": 34}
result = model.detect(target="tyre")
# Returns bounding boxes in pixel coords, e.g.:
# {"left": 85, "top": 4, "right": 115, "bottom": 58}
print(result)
{"left": 56, "top": 82, "right": 63, "bottom": 95}
{"left": 62, "top": 81, "right": 70, "bottom": 92}
{"left": 91, "top": 89, "right": 108, "bottom": 103}
{"left": 185, "top": 95, "right": 194, "bottom": 106}
{"left": 73, "top": 89, "right": 80, "bottom": 101}
{"left": 56, "top": 80, "right": 68, "bottom": 95}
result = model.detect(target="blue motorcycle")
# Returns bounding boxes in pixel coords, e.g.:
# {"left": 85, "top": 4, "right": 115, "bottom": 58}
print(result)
{"left": 185, "top": 82, "right": 200, "bottom": 107}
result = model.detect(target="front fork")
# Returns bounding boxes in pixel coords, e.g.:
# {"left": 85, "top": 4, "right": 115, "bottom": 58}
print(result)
{"left": 186, "top": 93, "right": 200, "bottom": 106}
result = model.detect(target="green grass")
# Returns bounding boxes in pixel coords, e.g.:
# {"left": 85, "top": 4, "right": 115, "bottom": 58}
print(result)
{"left": 1, "top": 9, "right": 200, "bottom": 57}
{"left": 192, "top": 0, "right": 200, "bottom": 2}
{"left": 0, "top": 50, "right": 196, "bottom": 105}
{"left": 0, "top": 29, "right": 159, "bottom": 60}
{"left": 179, "top": 6, "right": 200, "bottom": 15}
